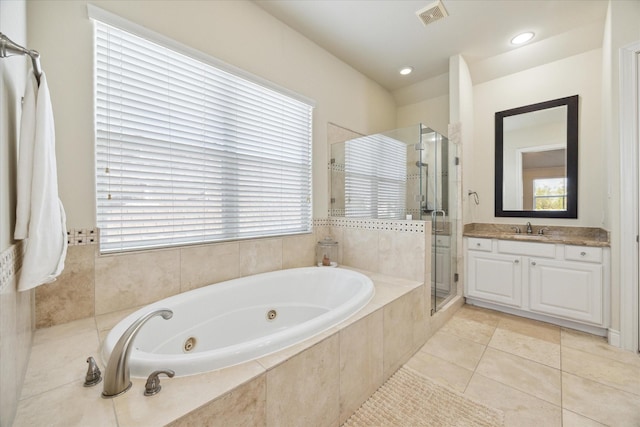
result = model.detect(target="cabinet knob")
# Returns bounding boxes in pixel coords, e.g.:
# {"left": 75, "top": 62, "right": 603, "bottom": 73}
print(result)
{"left": 580, "top": 251, "right": 586, "bottom": 256}
{"left": 476, "top": 243, "right": 481, "bottom": 247}
{"left": 514, "top": 259, "right": 519, "bottom": 264}
{"left": 531, "top": 261, "right": 537, "bottom": 266}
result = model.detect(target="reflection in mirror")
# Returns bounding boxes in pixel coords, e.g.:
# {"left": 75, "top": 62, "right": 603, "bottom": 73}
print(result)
{"left": 495, "top": 95, "right": 578, "bottom": 218}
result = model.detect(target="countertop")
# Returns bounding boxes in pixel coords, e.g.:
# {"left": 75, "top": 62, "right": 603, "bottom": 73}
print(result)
{"left": 463, "top": 223, "right": 610, "bottom": 248}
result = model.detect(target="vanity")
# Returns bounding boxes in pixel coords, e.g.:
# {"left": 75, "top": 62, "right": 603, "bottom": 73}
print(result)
{"left": 465, "top": 94, "right": 612, "bottom": 336}
{"left": 464, "top": 223, "right": 610, "bottom": 336}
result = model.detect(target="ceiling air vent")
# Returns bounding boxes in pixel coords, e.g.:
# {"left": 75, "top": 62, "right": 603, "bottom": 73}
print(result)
{"left": 416, "top": 1, "right": 449, "bottom": 27}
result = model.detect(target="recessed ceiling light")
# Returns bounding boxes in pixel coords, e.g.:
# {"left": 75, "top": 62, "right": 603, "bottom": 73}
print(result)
{"left": 511, "top": 32, "right": 535, "bottom": 45}
{"left": 399, "top": 67, "right": 413, "bottom": 76}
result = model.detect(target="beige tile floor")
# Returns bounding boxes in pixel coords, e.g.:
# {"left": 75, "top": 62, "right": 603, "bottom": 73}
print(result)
{"left": 405, "top": 304, "right": 640, "bottom": 427}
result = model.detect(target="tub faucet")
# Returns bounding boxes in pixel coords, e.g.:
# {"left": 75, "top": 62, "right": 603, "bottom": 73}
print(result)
{"left": 102, "top": 308, "right": 173, "bottom": 398}
{"left": 526, "top": 222, "right": 533, "bottom": 234}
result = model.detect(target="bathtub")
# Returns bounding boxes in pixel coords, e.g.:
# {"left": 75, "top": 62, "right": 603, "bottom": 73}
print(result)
{"left": 101, "top": 267, "right": 374, "bottom": 377}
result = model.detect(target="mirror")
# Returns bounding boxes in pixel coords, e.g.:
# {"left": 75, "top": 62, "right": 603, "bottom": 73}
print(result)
{"left": 495, "top": 95, "right": 578, "bottom": 218}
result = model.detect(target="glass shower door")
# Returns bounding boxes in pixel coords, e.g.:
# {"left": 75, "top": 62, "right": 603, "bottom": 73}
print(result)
{"left": 420, "top": 127, "right": 457, "bottom": 313}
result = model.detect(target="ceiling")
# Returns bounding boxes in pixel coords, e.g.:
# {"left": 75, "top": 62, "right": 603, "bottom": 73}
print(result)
{"left": 253, "top": 0, "right": 608, "bottom": 100}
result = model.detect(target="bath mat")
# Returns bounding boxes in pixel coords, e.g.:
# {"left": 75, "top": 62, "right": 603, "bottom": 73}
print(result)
{"left": 342, "top": 367, "right": 504, "bottom": 427}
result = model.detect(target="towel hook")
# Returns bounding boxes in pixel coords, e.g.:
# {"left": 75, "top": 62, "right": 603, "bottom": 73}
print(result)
{"left": 468, "top": 190, "right": 480, "bottom": 205}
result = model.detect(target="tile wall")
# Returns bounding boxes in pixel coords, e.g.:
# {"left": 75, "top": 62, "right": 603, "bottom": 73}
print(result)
{"left": 34, "top": 218, "right": 431, "bottom": 329}
{"left": 0, "top": 241, "right": 33, "bottom": 427}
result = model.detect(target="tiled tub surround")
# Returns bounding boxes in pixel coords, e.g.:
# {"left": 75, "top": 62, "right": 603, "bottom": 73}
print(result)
{"left": 1, "top": 217, "right": 456, "bottom": 426}
{"left": 36, "top": 219, "right": 432, "bottom": 328}
{"left": 464, "top": 223, "right": 610, "bottom": 247}
{"left": 13, "top": 268, "right": 464, "bottom": 426}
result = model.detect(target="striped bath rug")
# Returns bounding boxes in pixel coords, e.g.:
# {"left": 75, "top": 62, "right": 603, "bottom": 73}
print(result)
{"left": 342, "top": 367, "right": 504, "bottom": 427}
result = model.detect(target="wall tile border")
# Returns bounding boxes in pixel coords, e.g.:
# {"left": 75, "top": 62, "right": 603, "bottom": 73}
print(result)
{"left": 313, "top": 218, "right": 425, "bottom": 233}
{"left": 0, "top": 242, "right": 24, "bottom": 291}
{"left": 67, "top": 228, "right": 99, "bottom": 246}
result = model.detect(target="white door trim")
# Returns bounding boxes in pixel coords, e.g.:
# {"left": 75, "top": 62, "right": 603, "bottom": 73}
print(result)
{"left": 619, "top": 40, "right": 640, "bottom": 352}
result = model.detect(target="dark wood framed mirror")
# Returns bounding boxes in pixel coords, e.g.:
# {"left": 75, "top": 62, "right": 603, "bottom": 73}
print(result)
{"left": 495, "top": 95, "right": 578, "bottom": 218}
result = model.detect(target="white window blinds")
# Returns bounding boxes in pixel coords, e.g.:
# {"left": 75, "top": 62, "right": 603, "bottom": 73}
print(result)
{"left": 344, "top": 135, "right": 406, "bottom": 219}
{"left": 94, "top": 21, "right": 313, "bottom": 253}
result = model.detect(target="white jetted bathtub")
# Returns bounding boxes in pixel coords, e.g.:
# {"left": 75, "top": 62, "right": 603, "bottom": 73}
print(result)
{"left": 101, "top": 267, "right": 374, "bottom": 377}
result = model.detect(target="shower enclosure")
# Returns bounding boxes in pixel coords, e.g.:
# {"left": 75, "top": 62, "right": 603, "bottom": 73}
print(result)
{"left": 330, "top": 124, "right": 458, "bottom": 312}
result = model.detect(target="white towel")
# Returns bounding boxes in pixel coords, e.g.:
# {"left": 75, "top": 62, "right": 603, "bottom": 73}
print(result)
{"left": 14, "top": 72, "right": 67, "bottom": 291}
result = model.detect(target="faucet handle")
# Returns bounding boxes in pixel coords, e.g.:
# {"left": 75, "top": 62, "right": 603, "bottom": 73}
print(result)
{"left": 83, "top": 356, "right": 102, "bottom": 387}
{"left": 144, "top": 370, "right": 175, "bottom": 396}
{"left": 510, "top": 226, "right": 521, "bottom": 234}
{"left": 537, "top": 227, "right": 551, "bottom": 235}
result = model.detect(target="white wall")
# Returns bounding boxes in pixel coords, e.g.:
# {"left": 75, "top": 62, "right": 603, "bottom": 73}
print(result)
{"left": 602, "top": 0, "right": 640, "bottom": 337}
{"left": 397, "top": 93, "right": 449, "bottom": 136}
{"left": 26, "top": 0, "right": 397, "bottom": 226}
{"left": 0, "top": 4, "right": 34, "bottom": 426}
{"left": 472, "top": 49, "right": 604, "bottom": 227}
{"left": 0, "top": 0, "right": 27, "bottom": 251}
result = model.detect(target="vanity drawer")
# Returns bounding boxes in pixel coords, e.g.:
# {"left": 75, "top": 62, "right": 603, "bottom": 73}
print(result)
{"left": 497, "top": 240, "right": 556, "bottom": 258}
{"left": 565, "top": 245, "right": 602, "bottom": 263}
{"left": 468, "top": 238, "right": 492, "bottom": 252}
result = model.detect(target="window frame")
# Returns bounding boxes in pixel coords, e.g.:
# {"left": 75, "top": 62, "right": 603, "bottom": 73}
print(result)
{"left": 90, "top": 6, "right": 315, "bottom": 254}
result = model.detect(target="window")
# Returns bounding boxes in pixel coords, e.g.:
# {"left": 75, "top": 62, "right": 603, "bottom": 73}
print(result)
{"left": 344, "top": 134, "right": 406, "bottom": 219}
{"left": 93, "top": 18, "right": 313, "bottom": 253}
{"left": 533, "top": 178, "right": 567, "bottom": 210}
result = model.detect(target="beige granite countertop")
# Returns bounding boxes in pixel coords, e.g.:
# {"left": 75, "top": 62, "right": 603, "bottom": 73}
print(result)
{"left": 463, "top": 223, "right": 610, "bottom": 247}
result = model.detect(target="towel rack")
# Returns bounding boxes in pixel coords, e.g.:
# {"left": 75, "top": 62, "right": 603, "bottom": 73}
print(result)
{"left": 0, "top": 32, "right": 42, "bottom": 85}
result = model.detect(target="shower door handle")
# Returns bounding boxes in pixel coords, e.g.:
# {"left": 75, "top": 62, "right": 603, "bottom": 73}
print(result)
{"left": 431, "top": 210, "right": 446, "bottom": 233}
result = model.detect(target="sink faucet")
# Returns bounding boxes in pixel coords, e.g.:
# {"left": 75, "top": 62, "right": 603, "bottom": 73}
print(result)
{"left": 526, "top": 222, "right": 533, "bottom": 234}
{"left": 102, "top": 308, "right": 173, "bottom": 398}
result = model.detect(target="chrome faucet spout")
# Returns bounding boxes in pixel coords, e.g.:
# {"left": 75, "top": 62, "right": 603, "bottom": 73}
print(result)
{"left": 526, "top": 222, "right": 533, "bottom": 234}
{"left": 102, "top": 308, "right": 173, "bottom": 398}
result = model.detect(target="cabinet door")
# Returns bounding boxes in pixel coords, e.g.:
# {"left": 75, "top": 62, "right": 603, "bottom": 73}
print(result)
{"left": 529, "top": 258, "right": 603, "bottom": 325}
{"left": 467, "top": 251, "right": 522, "bottom": 307}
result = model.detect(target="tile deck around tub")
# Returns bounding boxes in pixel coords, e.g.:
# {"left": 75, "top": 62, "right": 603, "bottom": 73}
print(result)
{"left": 12, "top": 268, "right": 423, "bottom": 427}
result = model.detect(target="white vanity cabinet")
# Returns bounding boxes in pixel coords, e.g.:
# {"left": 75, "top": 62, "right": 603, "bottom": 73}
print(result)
{"left": 528, "top": 256, "right": 603, "bottom": 324}
{"left": 467, "top": 250, "right": 522, "bottom": 307}
{"left": 465, "top": 237, "right": 610, "bottom": 334}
